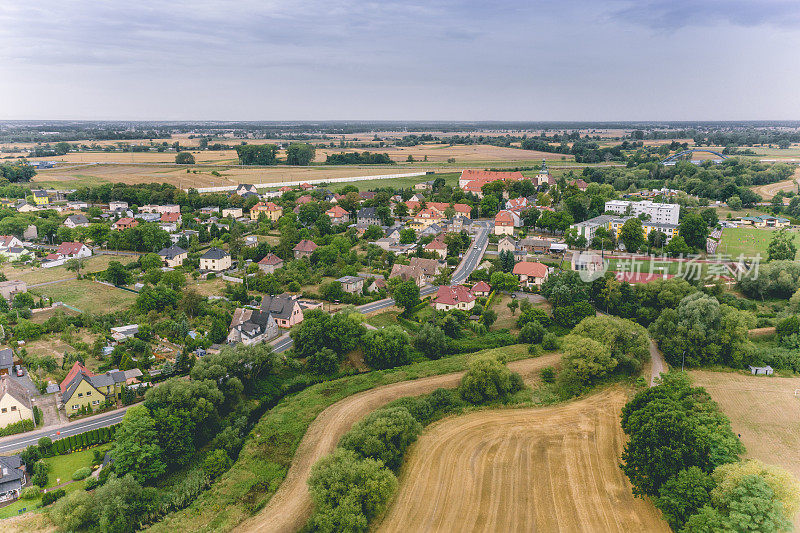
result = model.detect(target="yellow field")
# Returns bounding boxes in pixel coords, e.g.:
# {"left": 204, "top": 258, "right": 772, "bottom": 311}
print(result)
{"left": 0, "top": 253, "right": 136, "bottom": 285}
{"left": 378, "top": 388, "right": 669, "bottom": 533}
{"left": 690, "top": 370, "right": 800, "bottom": 527}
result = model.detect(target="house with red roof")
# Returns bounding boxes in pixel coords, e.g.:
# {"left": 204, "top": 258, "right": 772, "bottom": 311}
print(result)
{"left": 459, "top": 169, "right": 527, "bottom": 198}
{"left": 55, "top": 242, "right": 92, "bottom": 259}
{"left": 325, "top": 205, "right": 350, "bottom": 225}
{"left": 471, "top": 281, "right": 492, "bottom": 297}
{"left": 257, "top": 253, "right": 284, "bottom": 274}
{"left": 250, "top": 201, "right": 283, "bottom": 221}
{"left": 433, "top": 285, "right": 476, "bottom": 312}
{"left": 293, "top": 239, "right": 318, "bottom": 259}
{"left": 60, "top": 361, "right": 93, "bottom": 394}
{"left": 424, "top": 238, "right": 447, "bottom": 259}
{"left": 494, "top": 210, "right": 519, "bottom": 235}
{"left": 111, "top": 217, "right": 138, "bottom": 231}
{"left": 513, "top": 261, "right": 549, "bottom": 288}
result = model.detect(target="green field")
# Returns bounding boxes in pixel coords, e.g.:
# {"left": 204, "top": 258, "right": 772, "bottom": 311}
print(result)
{"left": 31, "top": 279, "right": 138, "bottom": 314}
{"left": 717, "top": 227, "right": 800, "bottom": 259}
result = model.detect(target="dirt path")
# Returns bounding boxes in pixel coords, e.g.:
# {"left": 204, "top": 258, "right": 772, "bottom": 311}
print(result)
{"left": 234, "top": 353, "right": 561, "bottom": 533}
{"left": 752, "top": 169, "right": 800, "bottom": 200}
{"left": 649, "top": 339, "right": 667, "bottom": 386}
{"left": 378, "top": 388, "right": 670, "bottom": 533}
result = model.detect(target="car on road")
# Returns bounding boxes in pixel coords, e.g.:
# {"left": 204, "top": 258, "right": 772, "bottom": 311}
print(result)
{"left": 15, "top": 365, "right": 25, "bottom": 376}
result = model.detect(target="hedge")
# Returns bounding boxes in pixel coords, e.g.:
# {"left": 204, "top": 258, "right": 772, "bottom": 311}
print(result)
{"left": 51, "top": 424, "right": 119, "bottom": 456}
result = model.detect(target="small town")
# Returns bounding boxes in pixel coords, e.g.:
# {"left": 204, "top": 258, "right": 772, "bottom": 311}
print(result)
{"left": 2, "top": 2, "right": 800, "bottom": 533}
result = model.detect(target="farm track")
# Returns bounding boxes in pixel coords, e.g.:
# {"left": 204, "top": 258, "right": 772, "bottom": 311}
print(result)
{"left": 378, "top": 388, "right": 670, "bottom": 533}
{"left": 234, "top": 353, "right": 561, "bottom": 533}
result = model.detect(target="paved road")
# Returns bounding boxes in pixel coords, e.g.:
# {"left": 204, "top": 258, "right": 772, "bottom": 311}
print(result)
{"left": 0, "top": 408, "right": 126, "bottom": 454}
{"left": 0, "top": 223, "right": 492, "bottom": 451}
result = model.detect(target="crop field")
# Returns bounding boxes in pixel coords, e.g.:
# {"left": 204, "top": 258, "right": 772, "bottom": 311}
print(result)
{"left": 378, "top": 388, "right": 669, "bottom": 533}
{"left": 690, "top": 370, "right": 800, "bottom": 527}
{"left": 751, "top": 168, "right": 800, "bottom": 199}
{"left": 30, "top": 279, "right": 138, "bottom": 314}
{"left": 717, "top": 227, "right": 800, "bottom": 259}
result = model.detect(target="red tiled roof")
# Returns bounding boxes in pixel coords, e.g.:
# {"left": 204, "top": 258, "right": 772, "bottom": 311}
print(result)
{"left": 258, "top": 253, "right": 283, "bottom": 265}
{"left": 406, "top": 201, "right": 471, "bottom": 215}
{"left": 471, "top": 281, "right": 491, "bottom": 294}
{"left": 495, "top": 211, "right": 514, "bottom": 225}
{"left": 425, "top": 240, "right": 447, "bottom": 250}
{"left": 160, "top": 212, "right": 181, "bottom": 222}
{"left": 296, "top": 195, "right": 314, "bottom": 205}
{"left": 434, "top": 285, "right": 475, "bottom": 306}
{"left": 293, "top": 239, "right": 318, "bottom": 252}
{"left": 0, "top": 235, "right": 18, "bottom": 247}
{"left": 326, "top": 206, "right": 348, "bottom": 218}
{"left": 513, "top": 261, "right": 548, "bottom": 278}
{"left": 56, "top": 242, "right": 87, "bottom": 256}
{"left": 460, "top": 169, "right": 525, "bottom": 182}
{"left": 60, "top": 361, "right": 93, "bottom": 394}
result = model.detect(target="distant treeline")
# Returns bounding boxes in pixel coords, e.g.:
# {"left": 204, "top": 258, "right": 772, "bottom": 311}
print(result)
{"left": 325, "top": 151, "right": 394, "bottom": 165}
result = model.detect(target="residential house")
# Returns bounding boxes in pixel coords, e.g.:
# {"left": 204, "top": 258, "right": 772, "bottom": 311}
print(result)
{"left": 0, "top": 247, "right": 28, "bottom": 262}
{"left": 227, "top": 306, "right": 279, "bottom": 345}
{"left": 45, "top": 242, "right": 92, "bottom": 266}
{"left": 158, "top": 245, "right": 188, "bottom": 267}
{"left": 135, "top": 212, "right": 160, "bottom": 223}
{"left": 67, "top": 201, "right": 89, "bottom": 210}
{"left": 0, "top": 236, "right": 23, "bottom": 251}
{"left": 0, "top": 280, "right": 26, "bottom": 301}
{"left": 0, "top": 349, "right": 12, "bottom": 376}
{"left": 571, "top": 252, "right": 607, "bottom": 276}
{"left": 244, "top": 235, "right": 258, "bottom": 247}
{"left": 0, "top": 455, "right": 25, "bottom": 503}
{"left": 111, "top": 217, "right": 139, "bottom": 231}
{"left": 494, "top": 210, "right": 517, "bottom": 235}
{"left": 414, "top": 180, "right": 434, "bottom": 191}
{"left": 200, "top": 248, "right": 232, "bottom": 271}
{"left": 61, "top": 366, "right": 137, "bottom": 415}
{"left": 405, "top": 201, "right": 472, "bottom": 219}
{"left": 32, "top": 190, "right": 49, "bottom": 205}
{"left": 459, "top": 169, "right": 527, "bottom": 198}
{"left": 411, "top": 208, "right": 445, "bottom": 230}
{"left": 257, "top": 253, "right": 284, "bottom": 274}
{"left": 326, "top": 205, "right": 350, "bottom": 225}
{"left": 260, "top": 293, "right": 306, "bottom": 328}
{"left": 63, "top": 214, "right": 89, "bottom": 228}
{"left": 497, "top": 236, "right": 517, "bottom": 254}
{"left": 222, "top": 207, "right": 243, "bottom": 218}
{"left": 160, "top": 212, "right": 182, "bottom": 225}
{"left": 433, "top": 285, "right": 476, "bottom": 312}
{"left": 336, "top": 276, "right": 364, "bottom": 294}
{"left": 419, "top": 223, "right": 443, "bottom": 240}
{"left": 739, "top": 215, "right": 790, "bottom": 229}
{"left": 250, "top": 201, "right": 282, "bottom": 221}
{"left": 357, "top": 207, "right": 382, "bottom": 227}
{"left": 471, "top": 281, "right": 491, "bottom": 297}
{"left": 110, "top": 324, "right": 139, "bottom": 342}
{"left": 199, "top": 206, "right": 219, "bottom": 215}
{"left": 293, "top": 239, "right": 318, "bottom": 259}
{"left": 389, "top": 257, "right": 441, "bottom": 286}
{"left": 109, "top": 201, "right": 128, "bottom": 211}
{"left": 513, "top": 261, "right": 549, "bottom": 288}
{"left": 141, "top": 204, "right": 180, "bottom": 215}
{"left": 235, "top": 184, "right": 258, "bottom": 197}
{"left": 367, "top": 277, "right": 388, "bottom": 293}
{"left": 424, "top": 239, "right": 447, "bottom": 259}
{"left": 0, "top": 375, "right": 33, "bottom": 430}
{"left": 517, "top": 238, "right": 552, "bottom": 254}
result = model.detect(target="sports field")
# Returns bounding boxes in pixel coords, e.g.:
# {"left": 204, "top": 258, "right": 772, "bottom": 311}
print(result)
{"left": 690, "top": 370, "right": 800, "bottom": 528}
{"left": 717, "top": 227, "right": 800, "bottom": 259}
{"left": 378, "top": 388, "right": 669, "bottom": 533}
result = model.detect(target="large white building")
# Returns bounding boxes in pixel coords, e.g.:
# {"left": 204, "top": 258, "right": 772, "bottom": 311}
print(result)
{"left": 604, "top": 200, "right": 680, "bottom": 225}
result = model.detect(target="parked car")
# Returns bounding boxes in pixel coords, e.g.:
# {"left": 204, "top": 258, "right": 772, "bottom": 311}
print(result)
{"left": 15, "top": 365, "right": 25, "bottom": 377}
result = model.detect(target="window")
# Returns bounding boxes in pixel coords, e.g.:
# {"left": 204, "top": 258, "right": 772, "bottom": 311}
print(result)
{"left": 10, "top": 406, "right": 16, "bottom": 411}
{"left": 0, "top": 408, "right": 6, "bottom": 413}
{"left": 78, "top": 392, "right": 83, "bottom": 397}
{"left": 86, "top": 391, "right": 91, "bottom": 396}
{"left": 73, "top": 405, "right": 79, "bottom": 410}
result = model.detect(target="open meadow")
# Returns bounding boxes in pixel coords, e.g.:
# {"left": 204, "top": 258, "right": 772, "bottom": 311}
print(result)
{"left": 29, "top": 279, "right": 137, "bottom": 314}
{"left": 378, "top": 387, "right": 669, "bottom": 533}
{"left": 690, "top": 370, "right": 800, "bottom": 527}
{"left": 0, "top": 253, "right": 137, "bottom": 286}
{"left": 717, "top": 227, "right": 800, "bottom": 259}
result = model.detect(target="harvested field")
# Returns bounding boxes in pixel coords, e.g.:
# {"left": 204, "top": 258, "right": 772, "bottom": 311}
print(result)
{"left": 378, "top": 388, "right": 669, "bottom": 533}
{"left": 316, "top": 144, "right": 572, "bottom": 163}
{"left": 751, "top": 168, "right": 800, "bottom": 199}
{"left": 690, "top": 370, "right": 800, "bottom": 527}
{"left": 234, "top": 352, "right": 561, "bottom": 533}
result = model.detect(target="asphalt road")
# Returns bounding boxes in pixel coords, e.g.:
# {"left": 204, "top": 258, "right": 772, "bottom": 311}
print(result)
{"left": 0, "top": 408, "right": 126, "bottom": 454}
{"left": 0, "top": 222, "right": 493, "bottom": 452}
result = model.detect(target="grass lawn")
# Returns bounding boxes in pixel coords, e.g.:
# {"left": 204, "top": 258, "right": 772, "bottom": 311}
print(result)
{"left": 606, "top": 258, "right": 682, "bottom": 275}
{"left": 717, "top": 227, "right": 800, "bottom": 259}
{"left": 30, "top": 279, "right": 138, "bottom": 314}
{"left": 145, "top": 344, "right": 532, "bottom": 533}
{"left": 0, "top": 253, "right": 137, "bottom": 286}
{"left": 364, "top": 310, "right": 401, "bottom": 329}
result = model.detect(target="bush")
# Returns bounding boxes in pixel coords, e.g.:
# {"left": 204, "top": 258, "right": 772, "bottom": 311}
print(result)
{"left": 426, "top": 387, "right": 464, "bottom": 413}
{"left": 20, "top": 486, "right": 41, "bottom": 500}
{"left": 72, "top": 467, "right": 92, "bottom": 481}
{"left": 388, "top": 396, "right": 434, "bottom": 425}
{"left": 540, "top": 367, "right": 556, "bottom": 383}
{"left": 202, "top": 449, "right": 233, "bottom": 479}
{"left": 541, "top": 332, "right": 559, "bottom": 351}
{"left": 42, "top": 488, "right": 66, "bottom": 506}
{"left": 308, "top": 449, "right": 397, "bottom": 533}
{"left": 362, "top": 326, "right": 411, "bottom": 370}
{"left": 85, "top": 477, "right": 101, "bottom": 491}
{"left": 518, "top": 320, "right": 546, "bottom": 344}
{"left": 339, "top": 406, "right": 422, "bottom": 471}
{"left": 32, "top": 459, "right": 49, "bottom": 487}
{"left": 459, "top": 354, "right": 523, "bottom": 404}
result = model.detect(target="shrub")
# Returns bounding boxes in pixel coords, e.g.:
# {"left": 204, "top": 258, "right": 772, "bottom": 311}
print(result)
{"left": 32, "top": 459, "right": 49, "bottom": 487}
{"left": 339, "top": 406, "right": 422, "bottom": 470}
{"left": 42, "top": 488, "right": 66, "bottom": 506}
{"left": 459, "top": 354, "right": 523, "bottom": 404}
{"left": 202, "top": 449, "right": 233, "bottom": 479}
{"left": 85, "top": 477, "right": 101, "bottom": 491}
{"left": 72, "top": 467, "right": 92, "bottom": 481}
{"left": 540, "top": 367, "right": 556, "bottom": 383}
{"left": 308, "top": 449, "right": 397, "bottom": 533}
{"left": 426, "top": 387, "right": 464, "bottom": 414}
{"left": 541, "top": 332, "right": 559, "bottom": 351}
{"left": 20, "top": 486, "right": 41, "bottom": 500}
{"left": 518, "top": 320, "right": 546, "bottom": 344}
{"left": 389, "top": 396, "right": 434, "bottom": 425}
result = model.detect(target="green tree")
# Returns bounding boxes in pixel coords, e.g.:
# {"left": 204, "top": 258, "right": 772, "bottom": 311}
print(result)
{"left": 459, "top": 354, "right": 522, "bottom": 404}
{"left": 104, "top": 261, "right": 132, "bottom": 286}
{"left": 655, "top": 467, "right": 715, "bottom": 531}
{"left": 717, "top": 474, "right": 791, "bottom": 533}
{"left": 285, "top": 143, "right": 316, "bottom": 165}
{"left": 392, "top": 280, "right": 420, "bottom": 315}
{"left": 767, "top": 231, "right": 797, "bottom": 261}
{"left": 202, "top": 449, "right": 233, "bottom": 479}
{"left": 681, "top": 505, "right": 730, "bottom": 533}
{"left": 113, "top": 405, "right": 166, "bottom": 483}
{"left": 362, "top": 326, "right": 411, "bottom": 369}
{"left": 175, "top": 152, "right": 195, "bottom": 164}
{"left": 620, "top": 217, "right": 645, "bottom": 253}
{"left": 413, "top": 323, "right": 448, "bottom": 359}
{"left": 726, "top": 196, "right": 742, "bottom": 211}
{"left": 399, "top": 228, "right": 416, "bottom": 244}
{"left": 339, "top": 406, "right": 422, "bottom": 470}
{"left": 679, "top": 212, "right": 710, "bottom": 250}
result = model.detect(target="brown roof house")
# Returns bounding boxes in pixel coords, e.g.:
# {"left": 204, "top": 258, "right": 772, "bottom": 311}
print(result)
{"left": 390, "top": 257, "right": 441, "bottom": 287}
{"left": 293, "top": 239, "right": 318, "bottom": 259}
{"left": 257, "top": 253, "right": 284, "bottom": 274}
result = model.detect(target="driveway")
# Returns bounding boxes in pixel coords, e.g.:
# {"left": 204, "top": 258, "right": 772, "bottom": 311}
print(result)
{"left": 511, "top": 292, "right": 546, "bottom": 304}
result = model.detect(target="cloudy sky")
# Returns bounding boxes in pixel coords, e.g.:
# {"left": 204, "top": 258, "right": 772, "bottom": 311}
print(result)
{"left": 0, "top": 0, "right": 798, "bottom": 121}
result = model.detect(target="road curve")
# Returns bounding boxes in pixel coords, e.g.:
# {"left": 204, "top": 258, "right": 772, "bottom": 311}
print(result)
{"left": 234, "top": 352, "right": 561, "bottom": 533}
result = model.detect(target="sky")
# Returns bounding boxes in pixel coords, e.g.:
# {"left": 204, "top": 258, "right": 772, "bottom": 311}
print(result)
{"left": 0, "top": 0, "right": 799, "bottom": 121}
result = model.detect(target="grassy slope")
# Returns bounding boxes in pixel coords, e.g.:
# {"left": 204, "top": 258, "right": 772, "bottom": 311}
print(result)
{"left": 145, "top": 344, "right": 530, "bottom": 533}
{"left": 718, "top": 227, "right": 800, "bottom": 259}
